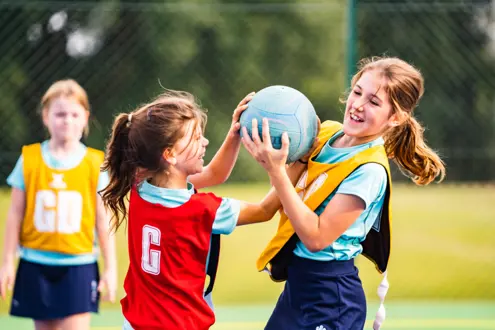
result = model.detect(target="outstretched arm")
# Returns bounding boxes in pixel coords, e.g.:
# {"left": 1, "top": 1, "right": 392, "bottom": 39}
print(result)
{"left": 189, "top": 92, "right": 255, "bottom": 189}
{"left": 241, "top": 117, "right": 365, "bottom": 252}
{"left": 235, "top": 120, "right": 320, "bottom": 226}
{"left": 236, "top": 161, "right": 307, "bottom": 226}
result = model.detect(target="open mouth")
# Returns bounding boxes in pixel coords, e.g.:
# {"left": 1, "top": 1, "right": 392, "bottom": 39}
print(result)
{"left": 350, "top": 112, "right": 364, "bottom": 123}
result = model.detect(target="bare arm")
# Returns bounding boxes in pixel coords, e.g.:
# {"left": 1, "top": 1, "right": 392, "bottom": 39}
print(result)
{"left": 190, "top": 129, "right": 242, "bottom": 189}
{"left": 0, "top": 188, "right": 25, "bottom": 299}
{"left": 241, "top": 117, "right": 364, "bottom": 251}
{"left": 236, "top": 161, "right": 307, "bottom": 226}
{"left": 2, "top": 188, "right": 25, "bottom": 265}
{"left": 269, "top": 170, "right": 365, "bottom": 251}
{"left": 189, "top": 92, "right": 255, "bottom": 189}
{"left": 95, "top": 193, "right": 117, "bottom": 302}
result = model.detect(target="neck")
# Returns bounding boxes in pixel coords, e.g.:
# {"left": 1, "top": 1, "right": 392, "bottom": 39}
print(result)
{"left": 150, "top": 171, "right": 188, "bottom": 189}
{"left": 333, "top": 133, "right": 380, "bottom": 148}
{"left": 48, "top": 139, "right": 81, "bottom": 158}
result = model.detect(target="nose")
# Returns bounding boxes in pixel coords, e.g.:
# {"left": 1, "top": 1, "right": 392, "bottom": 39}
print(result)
{"left": 352, "top": 103, "right": 364, "bottom": 112}
{"left": 203, "top": 137, "right": 209, "bottom": 147}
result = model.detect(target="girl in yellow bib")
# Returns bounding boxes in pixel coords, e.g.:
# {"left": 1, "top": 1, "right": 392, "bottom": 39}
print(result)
{"left": 242, "top": 57, "right": 446, "bottom": 330}
{"left": 0, "top": 80, "right": 117, "bottom": 330}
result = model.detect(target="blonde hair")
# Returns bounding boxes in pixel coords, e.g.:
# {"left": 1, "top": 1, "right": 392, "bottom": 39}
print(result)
{"left": 351, "top": 56, "right": 445, "bottom": 185}
{"left": 100, "top": 90, "right": 207, "bottom": 232}
{"left": 41, "top": 79, "right": 90, "bottom": 136}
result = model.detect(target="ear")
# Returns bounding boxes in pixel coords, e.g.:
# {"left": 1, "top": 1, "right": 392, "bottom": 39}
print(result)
{"left": 163, "top": 149, "right": 177, "bottom": 166}
{"left": 41, "top": 108, "right": 50, "bottom": 127}
{"left": 388, "top": 113, "right": 401, "bottom": 128}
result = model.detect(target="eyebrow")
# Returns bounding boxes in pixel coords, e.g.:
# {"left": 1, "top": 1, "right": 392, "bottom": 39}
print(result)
{"left": 355, "top": 84, "right": 383, "bottom": 103}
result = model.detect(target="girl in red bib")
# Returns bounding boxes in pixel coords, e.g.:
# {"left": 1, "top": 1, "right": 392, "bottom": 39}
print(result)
{"left": 100, "top": 90, "right": 312, "bottom": 330}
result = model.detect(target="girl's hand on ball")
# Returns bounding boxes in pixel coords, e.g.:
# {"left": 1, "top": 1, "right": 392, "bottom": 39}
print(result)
{"left": 230, "top": 92, "right": 256, "bottom": 136}
{"left": 241, "top": 117, "right": 289, "bottom": 174}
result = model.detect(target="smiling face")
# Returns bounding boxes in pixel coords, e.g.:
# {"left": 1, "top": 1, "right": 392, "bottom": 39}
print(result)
{"left": 169, "top": 119, "right": 209, "bottom": 177}
{"left": 343, "top": 69, "right": 399, "bottom": 144}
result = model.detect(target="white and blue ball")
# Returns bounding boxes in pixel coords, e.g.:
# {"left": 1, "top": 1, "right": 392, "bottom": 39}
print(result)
{"left": 240, "top": 85, "right": 318, "bottom": 163}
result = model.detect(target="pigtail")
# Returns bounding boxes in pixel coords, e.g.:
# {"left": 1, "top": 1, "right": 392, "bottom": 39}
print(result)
{"left": 100, "top": 113, "right": 137, "bottom": 232}
{"left": 385, "top": 116, "right": 445, "bottom": 185}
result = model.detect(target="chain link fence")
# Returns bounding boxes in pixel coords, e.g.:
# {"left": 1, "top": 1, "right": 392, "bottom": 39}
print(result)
{"left": 357, "top": 0, "right": 495, "bottom": 182}
{"left": 0, "top": 0, "right": 493, "bottom": 183}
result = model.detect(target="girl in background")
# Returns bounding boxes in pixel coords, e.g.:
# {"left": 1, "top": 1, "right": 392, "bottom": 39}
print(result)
{"left": 0, "top": 79, "right": 117, "bottom": 330}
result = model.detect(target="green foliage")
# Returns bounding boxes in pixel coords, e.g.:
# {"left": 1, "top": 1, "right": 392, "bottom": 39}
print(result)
{"left": 357, "top": 1, "right": 495, "bottom": 181}
{"left": 0, "top": 0, "right": 493, "bottom": 182}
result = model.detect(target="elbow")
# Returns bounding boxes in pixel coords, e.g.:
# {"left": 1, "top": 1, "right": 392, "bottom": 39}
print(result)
{"left": 303, "top": 238, "right": 326, "bottom": 253}
{"left": 206, "top": 166, "right": 230, "bottom": 186}
{"left": 218, "top": 174, "right": 230, "bottom": 185}
{"left": 256, "top": 211, "right": 272, "bottom": 224}
{"left": 305, "top": 243, "right": 322, "bottom": 253}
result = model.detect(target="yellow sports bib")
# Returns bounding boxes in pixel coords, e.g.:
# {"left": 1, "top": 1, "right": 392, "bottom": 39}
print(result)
{"left": 257, "top": 121, "right": 393, "bottom": 281}
{"left": 20, "top": 143, "right": 104, "bottom": 254}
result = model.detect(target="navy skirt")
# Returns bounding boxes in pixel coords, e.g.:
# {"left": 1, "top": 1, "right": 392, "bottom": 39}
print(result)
{"left": 10, "top": 259, "right": 100, "bottom": 320}
{"left": 265, "top": 256, "right": 366, "bottom": 330}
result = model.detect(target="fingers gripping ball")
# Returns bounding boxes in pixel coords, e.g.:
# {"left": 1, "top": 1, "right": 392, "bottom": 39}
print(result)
{"left": 240, "top": 85, "right": 318, "bottom": 163}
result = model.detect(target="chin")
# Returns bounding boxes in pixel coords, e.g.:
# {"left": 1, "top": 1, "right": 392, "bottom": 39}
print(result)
{"left": 342, "top": 123, "right": 360, "bottom": 137}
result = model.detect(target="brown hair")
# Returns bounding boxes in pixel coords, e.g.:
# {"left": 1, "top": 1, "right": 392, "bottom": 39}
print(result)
{"left": 100, "top": 90, "right": 207, "bottom": 231}
{"left": 350, "top": 56, "right": 445, "bottom": 185}
{"left": 41, "top": 79, "right": 90, "bottom": 136}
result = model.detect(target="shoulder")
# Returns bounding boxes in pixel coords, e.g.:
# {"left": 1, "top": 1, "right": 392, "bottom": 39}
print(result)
{"left": 337, "top": 163, "right": 388, "bottom": 208}
{"left": 192, "top": 192, "right": 223, "bottom": 209}
{"left": 85, "top": 147, "right": 105, "bottom": 163}
{"left": 84, "top": 147, "right": 105, "bottom": 175}
{"left": 20, "top": 143, "right": 42, "bottom": 175}
{"left": 354, "top": 163, "right": 388, "bottom": 179}
{"left": 318, "top": 121, "right": 343, "bottom": 140}
{"left": 344, "top": 163, "right": 388, "bottom": 191}
{"left": 21, "top": 143, "right": 42, "bottom": 156}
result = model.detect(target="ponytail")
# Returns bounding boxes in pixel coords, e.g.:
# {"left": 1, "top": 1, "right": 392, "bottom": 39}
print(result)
{"left": 100, "top": 90, "right": 209, "bottom": 231}
{"left": 385, "top": 116, "right": 445, "bottom": 185}
{"left": 100, "top": 113, "right": 137, "bottom": 232}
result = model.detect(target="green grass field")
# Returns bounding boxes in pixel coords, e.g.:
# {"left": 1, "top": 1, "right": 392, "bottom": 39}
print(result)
{"left": 0, "top": 183, "right": 494, "bottom": 329}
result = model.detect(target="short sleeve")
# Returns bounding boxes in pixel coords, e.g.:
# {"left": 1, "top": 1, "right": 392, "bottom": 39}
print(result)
{"left": 6, "top": 155, "right": 25, "bottom": 191}
{"left": 336, "top": 163, "right": 387, "bottom": 208}
{"left": 211, "top": 198, "right": 240, "bottom": 235}
{"left": 97, "top": 170, "right": 110, "bottom": 193}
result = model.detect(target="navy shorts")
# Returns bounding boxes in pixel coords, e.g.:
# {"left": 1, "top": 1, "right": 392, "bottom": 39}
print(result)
{"left": 265, "top": 256, "right": 366, "bottom": 330}
{"left": 10, "top": 259, "right": 100, "bottom": 320}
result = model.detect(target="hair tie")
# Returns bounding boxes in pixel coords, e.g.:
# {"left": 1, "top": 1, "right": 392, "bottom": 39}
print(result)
{"left": 126, "top": 113, "right": 133, "bottom": 128}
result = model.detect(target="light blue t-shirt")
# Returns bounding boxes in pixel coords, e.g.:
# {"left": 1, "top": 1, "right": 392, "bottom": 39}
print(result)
{"left": 293, "top": 130, "right": 388, "bottom": 261}
{"left": 6, "top": 141, "right": 109, "bottom": 266}
{"left": 136, "top": 179, "right": 240, "bottom": 235}
{"left": 137, "top": 179, "right": 240, "bottom": 310}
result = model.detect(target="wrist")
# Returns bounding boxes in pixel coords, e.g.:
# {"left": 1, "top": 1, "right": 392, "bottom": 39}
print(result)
{"left": 269, "top": 167, "right": 288, "bottom": 182}
{"left": 2, "top": 255, "right": 15, "bottom": 266}
{"left": 103, "top": 259, "right": 117, "bottom": 271}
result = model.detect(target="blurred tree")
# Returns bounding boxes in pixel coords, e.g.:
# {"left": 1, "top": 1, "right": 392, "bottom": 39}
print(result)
{"left": 358, "top": 0, "right": 495, "bottom": 181}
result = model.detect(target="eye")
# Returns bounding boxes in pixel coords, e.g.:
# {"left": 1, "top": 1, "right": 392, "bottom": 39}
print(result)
{"left": 370, "top": 100, "right": 380, "bottom": 106}
{"left": 353, "top": 90, "right": 361, "bottom": 96}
